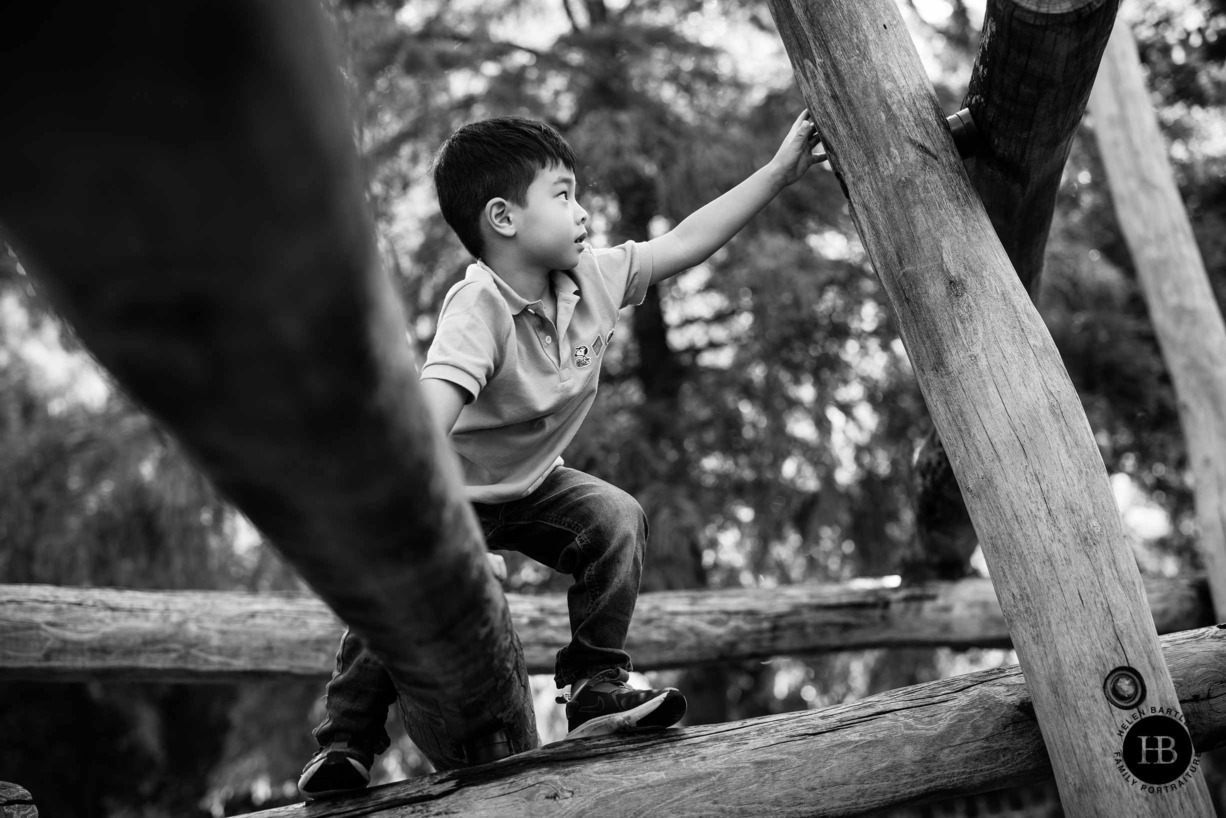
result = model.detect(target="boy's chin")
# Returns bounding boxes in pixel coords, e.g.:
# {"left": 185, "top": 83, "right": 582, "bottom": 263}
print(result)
{"left": 555, "top": 248, "right": 584, "bottom": 270}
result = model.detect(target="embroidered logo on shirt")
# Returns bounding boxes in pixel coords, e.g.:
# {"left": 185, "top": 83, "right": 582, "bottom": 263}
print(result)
{"left": 592, "top": 335, "right": 604, "bottom": 356}
{"left": 573, "top": 345, "right": 592, "bottom": 368}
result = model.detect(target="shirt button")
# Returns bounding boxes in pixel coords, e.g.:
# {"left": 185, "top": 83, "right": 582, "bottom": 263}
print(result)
{"left": 545, "top": 336, "right": 553, "bottom": 345}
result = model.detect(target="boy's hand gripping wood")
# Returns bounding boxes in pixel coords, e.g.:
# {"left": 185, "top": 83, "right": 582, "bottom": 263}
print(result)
{"left": 765, "top": 0, "right": 1212, "bottom": 813}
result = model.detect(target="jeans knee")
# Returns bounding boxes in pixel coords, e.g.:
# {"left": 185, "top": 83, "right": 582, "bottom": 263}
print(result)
{"left": 587, "top": 486, "right": 647, "bottom": 556}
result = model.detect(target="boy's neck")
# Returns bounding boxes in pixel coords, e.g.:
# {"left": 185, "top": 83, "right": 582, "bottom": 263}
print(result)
{"left": 481, "top": 248, "right": 552, "bottom": 305}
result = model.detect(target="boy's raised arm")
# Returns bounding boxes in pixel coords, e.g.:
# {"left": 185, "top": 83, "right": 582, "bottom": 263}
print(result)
{"left": 647, "top": 110, "right": 825, "bottom": 286}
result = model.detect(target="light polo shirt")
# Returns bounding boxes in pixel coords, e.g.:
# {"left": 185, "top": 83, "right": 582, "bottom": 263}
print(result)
{"left": 422, "top": 240, "right": 653, "bottom": 503}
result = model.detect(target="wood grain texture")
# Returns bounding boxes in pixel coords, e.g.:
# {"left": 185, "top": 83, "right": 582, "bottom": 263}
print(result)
{"left": 239, "top": 626, "right": 1226, "bottom": 818}
{"left": 913, "top": 0, "right": 1122, "bottom": 574}
{"left": 764, "top": 0, "right": 1212, "bottom": 813}
{"left": 1089, "top": 25, "right": 1226, "bottom": 620}
{"left": 965, "top": 0, "right": 1120, "bottom": 296}
{"left": 0, "top": 578, "right": 1210, "bottom": 681}
{"left": 1011, "top": 1, "right": 1114, "bottom": 23}
{"left": 0, "top": 783, "right": 37, "bottom": 818}
{"left": 0, "top": 2, "right": 535, "bottom": 769}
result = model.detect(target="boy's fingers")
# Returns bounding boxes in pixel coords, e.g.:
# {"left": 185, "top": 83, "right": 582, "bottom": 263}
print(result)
{"left": 797, "top": 111, "right": 822, "bottom": 144}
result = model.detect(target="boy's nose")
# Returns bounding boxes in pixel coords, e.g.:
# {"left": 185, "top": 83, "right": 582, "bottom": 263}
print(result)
{"left": 577, "top": 204, "right": 589, "bottom": 225}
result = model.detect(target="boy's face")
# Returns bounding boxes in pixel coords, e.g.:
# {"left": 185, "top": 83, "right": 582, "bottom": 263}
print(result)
{"left": 509, "top": 163, "right": 589, "bottom": 272}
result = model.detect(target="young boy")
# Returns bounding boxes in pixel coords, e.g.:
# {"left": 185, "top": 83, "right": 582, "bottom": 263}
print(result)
{"left": 298, "top": 111, "right": 825, "bottom": 798}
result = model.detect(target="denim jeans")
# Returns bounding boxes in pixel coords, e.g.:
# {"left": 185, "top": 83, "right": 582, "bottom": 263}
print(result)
{"left": 312, "top": 466, "right": 647, "bottom": 754}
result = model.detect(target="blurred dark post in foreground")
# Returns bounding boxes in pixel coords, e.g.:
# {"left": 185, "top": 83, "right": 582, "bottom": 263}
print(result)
{"left": 0, "top": 0, "right": 536, "bottom": 769}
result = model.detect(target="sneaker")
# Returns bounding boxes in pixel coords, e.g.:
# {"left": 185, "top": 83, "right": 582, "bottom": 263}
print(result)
{"left": 557, "top": 668, "right": 687, "bottom": 739}
{"left": 298, "top": 741, "right": 373, "bottom": 799}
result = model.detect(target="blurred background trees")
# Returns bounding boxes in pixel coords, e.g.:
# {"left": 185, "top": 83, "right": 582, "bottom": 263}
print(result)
{"left": 2, "top": 0, "right": 1224, "bottom": 813}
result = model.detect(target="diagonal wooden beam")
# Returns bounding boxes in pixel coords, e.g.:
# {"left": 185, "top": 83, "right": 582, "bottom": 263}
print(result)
{"left": 0, "top": 577, "right": 1212, "bottom": 682}
{"left": 0, "top": 1, "right": 534, "bottom": 769}
{"left": 238, "top": 625, "right": 1226, "bottom": 817}
{"left": 764, "top": 0, "right": 1212, "bottom": 812}
{"left": 912, "top": 0, "right": 1123, "bottom": 576}
{"left": 1089, "top": 22, "right": 1226, "bottom": 620}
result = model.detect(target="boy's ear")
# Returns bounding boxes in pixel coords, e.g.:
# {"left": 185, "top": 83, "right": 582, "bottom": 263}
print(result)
{"left": 483, "top": 198, "right": 516, "bottom": 238}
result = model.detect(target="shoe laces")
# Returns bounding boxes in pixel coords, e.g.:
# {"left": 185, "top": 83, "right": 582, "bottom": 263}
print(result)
{"left": 561, "top": 672, "right": 627, "bottom": 706}
{"left": 556, "top": 668, "right": 625, "bottom": 704}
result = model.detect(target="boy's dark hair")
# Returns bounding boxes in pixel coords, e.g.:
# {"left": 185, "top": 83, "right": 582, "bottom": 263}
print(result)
{"left": 432, "top": 117, "right": 577, "bottom": 259}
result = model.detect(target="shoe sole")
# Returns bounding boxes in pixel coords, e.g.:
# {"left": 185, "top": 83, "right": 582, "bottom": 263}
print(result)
{"left": 298, "top": 755, "right": 370, "bottom": 799}
{"left": 565, "top": 690, "right": 687, "bottom": 740}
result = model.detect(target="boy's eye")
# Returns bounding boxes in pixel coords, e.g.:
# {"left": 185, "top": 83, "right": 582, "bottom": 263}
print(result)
{"left": 558, "top": 190, "right": 569, "bottom": 200}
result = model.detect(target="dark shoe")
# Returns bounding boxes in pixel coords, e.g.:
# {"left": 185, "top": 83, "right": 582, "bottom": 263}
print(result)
{"left": 557, "top": 668, "right": 687, "bottom": 739}
{"left": 298, "top": 741, "right": 372, "bottom": 799}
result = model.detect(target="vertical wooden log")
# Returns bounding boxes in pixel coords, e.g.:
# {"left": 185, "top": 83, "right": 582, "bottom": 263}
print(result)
{"left": 965, "top": 0, "right": 1121, "bottom": 297}
{"left": 912, "top": 0, "right": 1122, "bottom": 577}
{"left": 1089, "top": 23, "right": 1226, "bottom": 620}
{"left": 0, "top": 1, "right": 536, "bottom": 768}
{"left": 764, "top": 0, "right": 1212, "bottom": 813}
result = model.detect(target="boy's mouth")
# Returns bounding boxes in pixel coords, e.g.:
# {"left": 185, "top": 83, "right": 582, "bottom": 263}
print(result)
{"left": 574, "top": 232, "right": 588, "bottom": 245}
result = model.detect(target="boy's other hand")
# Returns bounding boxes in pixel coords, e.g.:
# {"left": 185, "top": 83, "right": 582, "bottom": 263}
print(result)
{"left": 487, "top": 553, "right": 508, "bottom": 582}
{"left": 770, "top": 109, "right": 827, "bottom": 187}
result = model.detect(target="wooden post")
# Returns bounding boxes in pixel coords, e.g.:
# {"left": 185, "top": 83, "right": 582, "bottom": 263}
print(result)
{"left": 1088, "top": 22, "right": 1226, "bottom": 619}
{"left": 0, "top": 2, "right": 535, "bottom": 768}
{"left": 912, "top": 0, "right": 1122, "bottom": 575}
{"left": 965, "top": 0, "right": 1121, "bottom": 297}
{"left": 0, "top": 578, "right": 1212, "bottom": 681}
{"left": 234, "top": 626, "right": 1226, "bottom": 818}
{"left": 764, "top": 0, "right": 1212, "bottom": 812}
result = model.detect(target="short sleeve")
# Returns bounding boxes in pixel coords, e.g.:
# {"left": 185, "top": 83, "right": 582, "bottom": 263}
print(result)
{"left": 421, "top": 280, "right": 511, "bottom": 402}
{"left": 591, "top": 240, "right": 654, "bottom": 309}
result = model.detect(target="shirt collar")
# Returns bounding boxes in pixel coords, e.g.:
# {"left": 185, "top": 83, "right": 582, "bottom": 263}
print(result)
{"left": 469, "top": 260, "right": 579, "bottom": 314}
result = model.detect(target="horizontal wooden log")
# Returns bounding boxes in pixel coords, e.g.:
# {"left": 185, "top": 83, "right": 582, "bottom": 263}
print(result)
{"left": 0, "top": 576, "right": 1211, "bottom": 682}
{"left": 0, "top": 783, "right": 38, "bottom": 818}
{"left": 242, "top": 625, "right": 1226, "bottom": 817}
